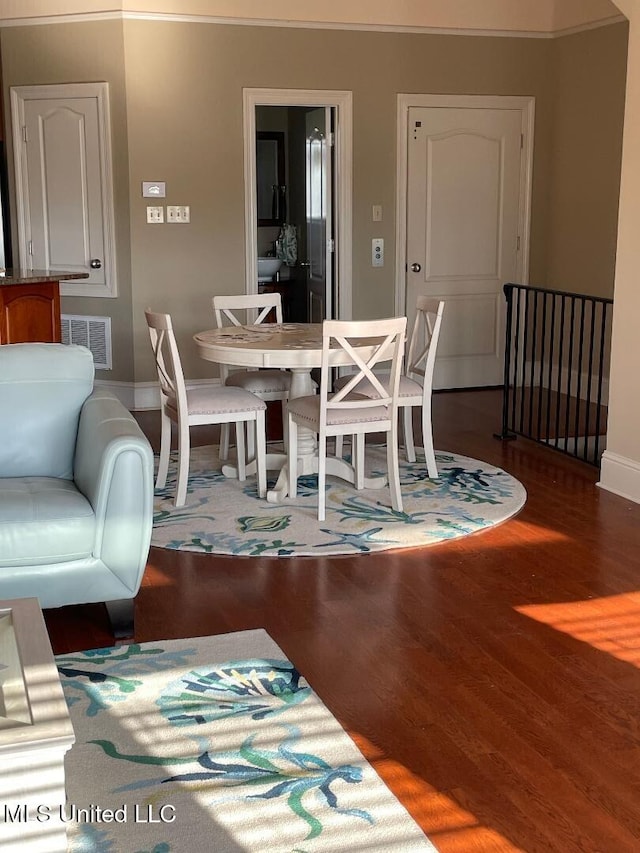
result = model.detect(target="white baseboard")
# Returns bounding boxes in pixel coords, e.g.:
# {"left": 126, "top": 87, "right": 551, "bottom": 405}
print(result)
{"left": 598, "top": 451, "right": 640, "bottom": 504}
{"left": 95, "top": 378, "right": 221, "bottom": 411}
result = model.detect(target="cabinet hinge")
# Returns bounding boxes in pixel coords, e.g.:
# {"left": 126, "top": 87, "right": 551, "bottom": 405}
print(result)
{"left": 22, "top": 125, "right": 28, "bottom": 143}
{"left": 517, "top": 235, "right": 521, "bottom": 251}
{"left": 28, "top": 240, "right": 33, "bottom": 255}
{"left": 520, "top": 133, "right": 524, "bottom": 149}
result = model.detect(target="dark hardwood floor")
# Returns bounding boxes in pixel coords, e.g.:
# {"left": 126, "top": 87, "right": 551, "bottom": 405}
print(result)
{"left": 45, "top": 390, "right": 640, "bottom": 853}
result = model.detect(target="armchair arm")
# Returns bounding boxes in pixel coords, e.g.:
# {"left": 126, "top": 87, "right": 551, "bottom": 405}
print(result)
{"left": 74, "top": 388, "right": 154, "bottom": 593}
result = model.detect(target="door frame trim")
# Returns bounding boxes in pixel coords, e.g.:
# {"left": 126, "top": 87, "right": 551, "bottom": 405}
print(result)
{"left": 10, "top": 81, "right": 118, "bottom": 298}
{"left": 243, "top": 88, "right": 353, "bottom": 319}
{"left": 394, "top": 93, "right": 535, "bottom": 317}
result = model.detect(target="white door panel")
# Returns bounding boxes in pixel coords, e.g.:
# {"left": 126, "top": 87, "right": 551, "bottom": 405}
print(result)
{"left": 11, "top": 83, "right": 116, "bottom": 298}
{"left": 406, "top": 106, "right": 524, "bottom": 388}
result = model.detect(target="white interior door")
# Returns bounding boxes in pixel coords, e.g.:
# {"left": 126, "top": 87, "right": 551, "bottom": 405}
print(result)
{"left": 305, "top": 107, "right": 333, "bottom": 321}
{"left": 406, "top": 105, "right": 527, "bottom": 388}
{"left": 11, "top": 82, "right": 117, "bottom": 298}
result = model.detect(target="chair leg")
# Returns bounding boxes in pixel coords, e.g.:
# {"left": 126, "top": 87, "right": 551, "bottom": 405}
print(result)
{"left": 156, "top": 409, "right": 171, "bottom": 488}
{"left": 246, "top": 420, "right": 256, "bottom": 461}
{"left": 402, "top": 406, "right": 417, "bottom": 463}
{"left": 386, "top": 426, "right": 403, "bottom": 513}
{"left": 354, "top": 433, "right": 365, "bottom": 490}
{"left": 175, "top": 418, "right": 191, "bottom": 507}
{"left": 255, "top": 411, "right": 267, "bottom": 498}
{"left": 421, "top": 395, "right": 438, "bottom": 478}
{"left": 318, "top": 435, "right": 327, "bottom": 521}
{"left": 236, "top": 421, "right": 247, "bottom": 481}
{"left": 219, "top": 422, "right": 231, "bottom": 461}
{"left": 288, "top": 416, "right": 298, "bottom": 499}
{"left": 281, "top": 399, "right": 289, "bottom": 451}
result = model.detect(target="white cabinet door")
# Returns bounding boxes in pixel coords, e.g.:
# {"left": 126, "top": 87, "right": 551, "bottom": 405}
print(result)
{"left": 406, "top": 105, "right": 526, "bottom": 388}
{"left": 11, "top": 83, "right": 116, "bottom": 297}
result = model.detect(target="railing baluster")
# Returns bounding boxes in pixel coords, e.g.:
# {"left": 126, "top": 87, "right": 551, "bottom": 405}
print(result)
{"left": 584, "top": 299, "right": 597, "bottom": 462}
{"left": 545, "top": 292, "right": 556, "bottom": 445}
{"left": 528, "top": 289, "right": 539, "bottom": 438}
{"left": 573, "top": 299, "right": 587, "bottom": 460}
{"left": 554, "top": 294, "right": 566, "bottom": 450}
{"left": 511, "top": 285, "right": 523, "bottom": 432}
{"left": 593, "top": 301, "right": 608, "bottom": 462}
{"left": 519, "top": 288, "right": 530, "bottom": 435}
{"left": 564, "top": 296, "right": 576, "bottom": 451}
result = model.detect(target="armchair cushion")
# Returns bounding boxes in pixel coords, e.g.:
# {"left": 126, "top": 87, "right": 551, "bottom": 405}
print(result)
{"left": 0, "top": 478, "right": 94, "bottom": 567}
{"left": 0, "top": 343, "right": 94, "bottom": 479}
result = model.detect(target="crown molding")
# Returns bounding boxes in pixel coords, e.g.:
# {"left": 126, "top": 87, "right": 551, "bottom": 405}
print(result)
{"left": 553, "top": 13, "right": 626, "bottom": 37}
{"left": 0, "top": 10, "right": 627, "bottom": 39}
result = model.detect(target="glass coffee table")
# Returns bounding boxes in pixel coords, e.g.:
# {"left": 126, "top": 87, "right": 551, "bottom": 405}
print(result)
{"left": 0, "top": 597, "right": 75, "bottom": 852}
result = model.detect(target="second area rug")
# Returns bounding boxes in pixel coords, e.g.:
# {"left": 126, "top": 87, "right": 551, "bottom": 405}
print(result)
{"left": 58, "top": 629, "right": 438, "bottom": 852}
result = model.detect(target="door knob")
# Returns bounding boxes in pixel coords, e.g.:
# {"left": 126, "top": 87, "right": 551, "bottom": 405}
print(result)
{"left": 411, "top": 262, "right": 421, "bottom": 273}
{"left": 90, "top": 258, "right": 102, "bottom": 269}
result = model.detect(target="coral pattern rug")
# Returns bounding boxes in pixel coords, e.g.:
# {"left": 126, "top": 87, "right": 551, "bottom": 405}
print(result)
{"left": 151, "top": 445, "right": 526, "bottom": 557}
{"left": 58, "top": 629, "right": 438, "bottom": 852}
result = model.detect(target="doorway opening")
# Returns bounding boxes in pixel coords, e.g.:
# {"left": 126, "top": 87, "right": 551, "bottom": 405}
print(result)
{"left": 243, "top": 89, "right": 353, "bottom": 322}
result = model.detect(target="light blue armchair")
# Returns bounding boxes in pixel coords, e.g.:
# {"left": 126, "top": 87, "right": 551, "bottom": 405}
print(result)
{"left": 0, "top": 343, "right": 154, "bottom": 637}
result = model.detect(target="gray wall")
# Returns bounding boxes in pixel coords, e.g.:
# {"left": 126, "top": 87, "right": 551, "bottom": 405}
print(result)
{"left": 0, "top": 18, "right": 628, "bottom": 384}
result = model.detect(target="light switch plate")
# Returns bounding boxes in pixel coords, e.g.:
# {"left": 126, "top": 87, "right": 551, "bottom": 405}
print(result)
{"left": 146, "top": 206, "right": 164, "bottom": 223}
{"left": 372, "top": 205, "right": 382, "bottom": 222}
{"left": 167, "top": 205, "right": 190, "bottom": 223}
{"left": 142, "top": 181, "right": 166, "bottom": 198}
{"left": 372, "top": 237, "right": 384, "bottom": 267}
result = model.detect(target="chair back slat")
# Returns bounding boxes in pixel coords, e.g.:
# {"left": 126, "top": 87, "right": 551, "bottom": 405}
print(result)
{"left": 406, "top": 298, "right": 445, "bottom": 384}
{"left": 212, "top": 293, "right": 284, "bottom": 328}
{"left": 144, "top": 309, "right": 188, "bottom": 415}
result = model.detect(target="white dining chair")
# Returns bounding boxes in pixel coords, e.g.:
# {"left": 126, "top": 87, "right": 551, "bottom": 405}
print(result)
{"left": 212, "top": 293, "right": 291, "bottom": 460}
{"left": 287, "top": 316, "right": 407, "bottom": 521}
{"left": 145, "top": 309, "right": 267, "bottom": 507}
{"left": 335, "top": 298, "right": 445, "bottom": 478}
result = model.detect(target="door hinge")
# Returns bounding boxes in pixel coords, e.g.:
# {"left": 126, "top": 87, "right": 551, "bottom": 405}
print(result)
{"left": 520, "top": 133, "right": 524, "bottom": 149}
{"left": 328, "top": 132, "right": 335, "bottom": 147}
{"left": 28, "top": 240, "right": 33, "bottom": 255}
{"left": 22, "top": 125, "right": 28, "bottom": 143}
{"left": 328, "top": 238, "right": 335, "bottom": 252}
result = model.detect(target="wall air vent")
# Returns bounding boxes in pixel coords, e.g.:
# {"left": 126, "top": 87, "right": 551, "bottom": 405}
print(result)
{"left": 61, "top": 314, "right": 112, "bottom": 370}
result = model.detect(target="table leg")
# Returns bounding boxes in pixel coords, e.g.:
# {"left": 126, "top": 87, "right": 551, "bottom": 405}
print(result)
{"left": 266, "top": 368, "right": 388, "bottom": 503}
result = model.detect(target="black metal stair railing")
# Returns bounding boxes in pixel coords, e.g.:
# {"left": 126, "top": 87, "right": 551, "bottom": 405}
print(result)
{"left": 496, "top": 283, "right": 613, "bottom": 466}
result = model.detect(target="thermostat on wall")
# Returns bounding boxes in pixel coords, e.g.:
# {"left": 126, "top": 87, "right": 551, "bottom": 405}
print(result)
{"left": 142, "top": 181, "right": 166, "bottom": 198}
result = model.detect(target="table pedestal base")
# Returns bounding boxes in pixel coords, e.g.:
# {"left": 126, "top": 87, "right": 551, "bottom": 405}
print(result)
{"left": 266, "top": 454, "right": 388, "bottom": 503}
{"left": 221, "top": 448, "right": 388, "bottom": 502}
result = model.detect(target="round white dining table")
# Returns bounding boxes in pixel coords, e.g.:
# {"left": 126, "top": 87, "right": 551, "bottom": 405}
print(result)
{"left": 193, "top": 322, "right": 388, "bottom": 502}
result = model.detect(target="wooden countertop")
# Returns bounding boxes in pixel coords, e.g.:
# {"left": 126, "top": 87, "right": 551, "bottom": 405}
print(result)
{"left": 0, "top": 269, "right": 89, "bottom": 286}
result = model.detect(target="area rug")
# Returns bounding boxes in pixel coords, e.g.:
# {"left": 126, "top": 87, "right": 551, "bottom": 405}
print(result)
{"left": 151, "top": 445, "right": 526, "bottom": 557}
{"left": 58, "top": 629, "right": 437, "bottom": 852}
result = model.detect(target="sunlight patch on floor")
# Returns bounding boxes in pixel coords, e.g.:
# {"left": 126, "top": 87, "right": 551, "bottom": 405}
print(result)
{"left": 351, "top": 730, "right": 518, "bottom": 851}
{"left": 515, "top": 592, "right": 640, "bottom": 666}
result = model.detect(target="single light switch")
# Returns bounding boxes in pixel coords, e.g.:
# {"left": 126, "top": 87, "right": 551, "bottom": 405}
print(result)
{"left": 372, "top": 205, "right": 383, "bottom": 222}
